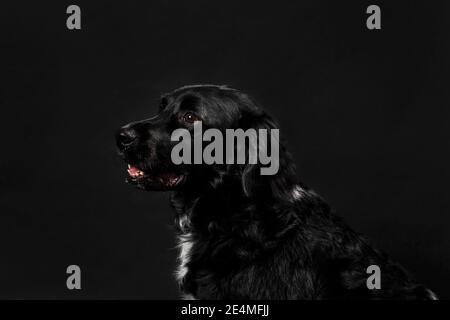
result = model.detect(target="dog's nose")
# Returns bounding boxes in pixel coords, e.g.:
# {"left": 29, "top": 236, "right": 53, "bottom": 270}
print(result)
{"left": 116, "top": 127, "right": 138, "bottom": 149}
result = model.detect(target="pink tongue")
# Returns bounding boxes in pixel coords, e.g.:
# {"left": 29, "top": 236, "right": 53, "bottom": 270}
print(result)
{"left": 128, "top": 166, "right": 141, "bottom": 177}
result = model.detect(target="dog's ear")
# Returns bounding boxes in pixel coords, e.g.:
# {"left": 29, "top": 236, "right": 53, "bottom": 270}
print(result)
{"left": 239, "top": 111, "right": 298, "bottom": 200}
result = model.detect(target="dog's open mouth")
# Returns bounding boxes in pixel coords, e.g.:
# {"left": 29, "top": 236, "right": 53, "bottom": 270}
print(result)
{"left": 126, "top": 164, "right": 184, "bottom": 188}
{"left": 127, "top": 165, "right": 145, "bottom": 179}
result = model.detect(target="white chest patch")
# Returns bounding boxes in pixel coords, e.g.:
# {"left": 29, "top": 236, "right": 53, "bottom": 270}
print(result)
{"left": 426, "top": 289, "right": 439, "bottom": 300}
{"left": 178, "top": 214, "right": 190, "bottom": 232}
{"left": 292, "top": 185, "right": 305, "bottom": 201}
{"left": 176, "top": 232, "right": 194, "bottom": 283}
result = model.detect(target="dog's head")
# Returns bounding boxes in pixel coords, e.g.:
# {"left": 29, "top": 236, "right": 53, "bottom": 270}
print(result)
{"left": 116, "top": 84, "right": 297, "bottom": 197}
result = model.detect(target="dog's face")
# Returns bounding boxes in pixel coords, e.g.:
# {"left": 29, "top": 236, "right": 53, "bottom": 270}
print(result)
{"left": 116, "top": 85, "right": 259, "bottom": 191}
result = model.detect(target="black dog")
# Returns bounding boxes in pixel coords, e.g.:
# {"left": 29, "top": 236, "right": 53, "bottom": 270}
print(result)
{"left": 116, "top": 84, "right": 437, "bottom": 300}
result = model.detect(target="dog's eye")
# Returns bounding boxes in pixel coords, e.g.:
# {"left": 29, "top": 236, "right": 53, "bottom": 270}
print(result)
{"left": 182, "top": 112, "right": 200, "bottom": 124}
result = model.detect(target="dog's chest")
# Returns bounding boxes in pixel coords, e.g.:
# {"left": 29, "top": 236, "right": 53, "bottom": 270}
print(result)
{"left": 176, "top": 232, "right": 194, "bottom": 286}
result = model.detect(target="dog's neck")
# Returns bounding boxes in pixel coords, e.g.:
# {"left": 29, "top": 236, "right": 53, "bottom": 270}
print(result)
{"left": 170, "top": 176, "right": 245, "bottom": 232}
{"left": 170, "top": 174, "right": 307, "bottom": 236}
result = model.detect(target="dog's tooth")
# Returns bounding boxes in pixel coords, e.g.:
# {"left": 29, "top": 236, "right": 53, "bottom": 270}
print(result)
{"left": 128, "top": 164, "right": 131, "bottom": 168}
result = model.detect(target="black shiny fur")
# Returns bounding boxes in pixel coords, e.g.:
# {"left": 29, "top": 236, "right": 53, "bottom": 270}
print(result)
{"left": 116, "top": 84, "right": 436, "bottom": 300}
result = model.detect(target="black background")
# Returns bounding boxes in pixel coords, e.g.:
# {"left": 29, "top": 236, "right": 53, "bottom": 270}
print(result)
{"left": 1, "top": 0, "right": 449, "bottom": 299}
